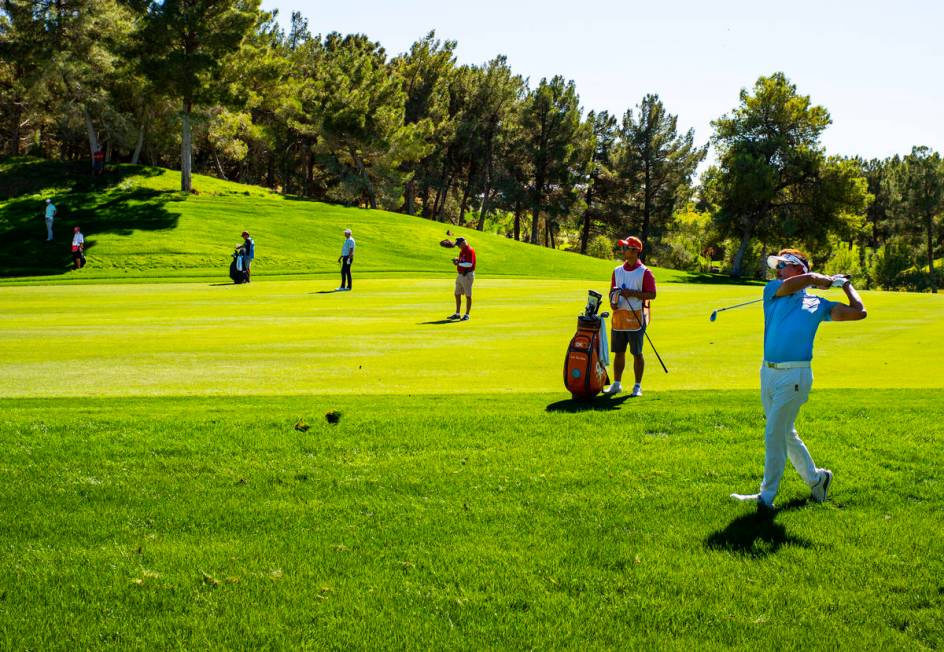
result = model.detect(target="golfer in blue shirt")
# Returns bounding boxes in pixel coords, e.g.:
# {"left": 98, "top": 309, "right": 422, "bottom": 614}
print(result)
{"left": 732, "top": 248, "right": 867, "bottom": 511}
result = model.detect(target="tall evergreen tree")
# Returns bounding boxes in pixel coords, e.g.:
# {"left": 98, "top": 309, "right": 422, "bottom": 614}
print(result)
{"left": 708, "top": 73, "right": 868, "bottom": 276}
{"left": 0, "top": 1, "right": 51, "bottom": 155}
{"left": 468, "top": 56, "right": 525, "bottom": 230}
{"left": 392, "top": 31, "right": 456, "bottom": 215}
{"left": 897, "top": 146, "right": 943, "bottom": 292}
{"left": 519, "top": 76, "right": 583, "bottom": 246}
{"left": 136, "top": 0, "right": 259, "bottom": 191}
{"left": 306, "top": 33, "right": 427, "bottom": 209}
{"left": 614, "top": 94, "right": 705, "bottom": 252}
{"left": 576, "top": 110, "right": 618, "bottom": 252}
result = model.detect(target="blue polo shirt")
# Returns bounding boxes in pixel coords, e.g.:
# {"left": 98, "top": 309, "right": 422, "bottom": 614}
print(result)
{"left": 341, "top": 236, "right": 355, "bottom": 256}
{"left": 763, "top": 280, "right": 835, "bottom": 363}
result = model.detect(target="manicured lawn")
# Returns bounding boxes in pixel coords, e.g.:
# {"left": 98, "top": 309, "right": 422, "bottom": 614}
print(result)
{"left": 2, "top": 158, "right": 942, "bottom": 648}
{"left": 0, "top": 278, "right": 940, "bottom": 397}
{"left": 1, "top": 392, "right": 941, "bottom": 649}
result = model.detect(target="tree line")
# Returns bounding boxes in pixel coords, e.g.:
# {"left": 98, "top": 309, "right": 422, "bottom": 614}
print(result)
{"left": 1, "top": 1, "right": 941, "bottom": 290}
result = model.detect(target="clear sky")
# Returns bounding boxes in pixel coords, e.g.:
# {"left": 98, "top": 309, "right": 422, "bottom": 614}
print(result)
{"left": 263, "top": 0, "right": 942, "bottom": 165}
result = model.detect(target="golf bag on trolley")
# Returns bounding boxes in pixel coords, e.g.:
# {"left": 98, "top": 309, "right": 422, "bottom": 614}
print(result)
{"left": 564, "top": 290, "right": 611, "bottom": 400}
{"left": 229, "top": 246, "right": 249, "bottom": 284}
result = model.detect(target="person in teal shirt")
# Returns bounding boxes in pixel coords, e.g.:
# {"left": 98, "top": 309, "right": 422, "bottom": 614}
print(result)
{"left": 44, "top": 199, "right": 57, "bottom": 241}
{"left": 731, "top": 248, "right": 867, "bottom": 511}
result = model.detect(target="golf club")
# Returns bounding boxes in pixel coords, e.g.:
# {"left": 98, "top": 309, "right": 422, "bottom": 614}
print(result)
{"left": 628, "top": 305, "right": 669, "bottom": 374}
{"left": 709, "top": 298, "right": 762, "bottom": 322}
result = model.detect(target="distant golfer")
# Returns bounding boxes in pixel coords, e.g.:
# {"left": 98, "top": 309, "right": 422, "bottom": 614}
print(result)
{"left": 604, "top": 236, "right": 656, "bottom": 397}
{"left": 240, "top": 231, "right": 255, "bottom": 282}
{"left": 92, "top": 145, "right": 105, "bottom": 175}
{"left": 44, "top": 198, "right": 57, "bottom": 241}
{"left": 731, "top": 249, "right": 867, "bottom": 511}
{"left": 336, "top": 228, "right": 355, "bottom": 291}
{"left": 71, "top": 226, "right": 85, "bottom": 269}
{"left": 448, "top": 236, "right": 475, "bottom": 321}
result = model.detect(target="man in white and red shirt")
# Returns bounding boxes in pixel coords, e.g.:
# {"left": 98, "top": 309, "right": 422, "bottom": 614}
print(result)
{"left": 604, "top": 236, "right": 657, "bottom": 397}
{"left": 448, "top": 236, "right": 476, "bottom": 321}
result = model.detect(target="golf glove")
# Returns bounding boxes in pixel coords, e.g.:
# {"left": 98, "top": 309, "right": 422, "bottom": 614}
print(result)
{"left": 830, "top": 274, "right": 850, "bottom": 288}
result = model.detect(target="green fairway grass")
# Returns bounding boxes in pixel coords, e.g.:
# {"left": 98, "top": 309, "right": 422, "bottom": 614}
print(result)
{"left": 0, "top": 278, "right": 941, "bottom": 397}
{"left": 1, "top": 392, "right": 942, "bottom": 649}
{"left": 2, "top": 159, "right": 943, "bottom": 648}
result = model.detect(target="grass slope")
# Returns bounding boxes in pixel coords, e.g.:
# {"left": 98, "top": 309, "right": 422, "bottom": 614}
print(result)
{"left": 1, "top": 392, "right": 942, "bottom": 649}
{"left": 0, "top": 157, "right": 690, "bottom": 284}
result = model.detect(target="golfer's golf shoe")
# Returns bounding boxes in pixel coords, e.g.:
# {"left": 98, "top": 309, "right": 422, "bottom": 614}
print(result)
{"left": 811, "top": 468, "right": 833, "bottom": 503}
{"left": 448, "top": 313, "right": 461, "bottom": 320}
{"left": 603, "top": 381, "right": 622, "bottom": 396}
{"left": 730, "top": 493, "right": 774, "bottom": 512}
{"left": 630, "top": 384, "right": 642, "bottom": 397}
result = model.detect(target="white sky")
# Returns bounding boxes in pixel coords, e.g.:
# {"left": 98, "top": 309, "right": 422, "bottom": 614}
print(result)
{"left": 264, "top": 0, "right": 943, "bottom": 165}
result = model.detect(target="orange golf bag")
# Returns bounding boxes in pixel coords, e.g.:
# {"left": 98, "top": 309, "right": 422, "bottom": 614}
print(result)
{"left": 564, "top": 313, "right": 610, "bottom": 401}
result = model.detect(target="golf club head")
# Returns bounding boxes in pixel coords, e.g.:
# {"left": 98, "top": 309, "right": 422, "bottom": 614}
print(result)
{"left": 709, "top": 311, "right": 717, "bottom": 322}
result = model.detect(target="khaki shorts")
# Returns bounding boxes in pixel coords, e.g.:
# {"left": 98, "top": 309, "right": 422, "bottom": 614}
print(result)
{"left": 454, "top": 271, "right": 474, "bottom": 296}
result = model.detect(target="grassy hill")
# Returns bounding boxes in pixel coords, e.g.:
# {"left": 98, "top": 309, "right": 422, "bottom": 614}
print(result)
{"left": 0, "top": 157, "right": 692, "bottom": 284}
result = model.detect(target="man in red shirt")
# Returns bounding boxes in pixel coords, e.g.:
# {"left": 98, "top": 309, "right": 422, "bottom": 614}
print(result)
{"left": 604, "top": 236, "right": 657, "bottom": 397}
{"left": 448, "top": 236, "right": 476, "bottom": 321}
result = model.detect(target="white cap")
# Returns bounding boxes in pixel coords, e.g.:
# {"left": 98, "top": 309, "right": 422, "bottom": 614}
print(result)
{"left": 344, "top": 228, "right": 352, "bottom": 235}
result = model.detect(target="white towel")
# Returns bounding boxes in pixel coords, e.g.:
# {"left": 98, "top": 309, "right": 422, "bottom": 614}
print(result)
{"left": 598, "top": 316, "right": 610, "bottom": 366}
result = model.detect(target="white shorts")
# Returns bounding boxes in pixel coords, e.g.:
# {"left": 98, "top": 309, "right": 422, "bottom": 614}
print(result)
{"left": 454, "top": 272, "right": 474, "bottom": 296}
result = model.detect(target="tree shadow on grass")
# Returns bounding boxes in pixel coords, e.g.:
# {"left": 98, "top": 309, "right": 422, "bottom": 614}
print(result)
{"left": 545, "top": 394, "right": 632, "bottom": 412}
{"left": 704, "top": 498, "right": 812, "bottom": 558}
{"left": 0, "top": 159, "right": 179, "bottom": 278}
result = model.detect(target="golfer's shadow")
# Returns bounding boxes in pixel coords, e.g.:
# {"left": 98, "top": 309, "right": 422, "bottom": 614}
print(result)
{"left": 545, "top": 394, "right": 632, "bottom": 412}
{"left": 704, "top": 498, "right": 812, "bottom": 558}
{"left": 417, "top": 319, "right": 462, "bottom": 325}
{"left": 311, "top": 289, "right": 345, "bottom": 294}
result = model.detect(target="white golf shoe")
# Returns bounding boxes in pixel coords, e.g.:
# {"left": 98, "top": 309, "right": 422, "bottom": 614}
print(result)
{"left": 811, "top": 468, "right": 833, "bottom": 503}
{"left": 730, "top": 492, "right": 774, "bottom": 512}
{"left": 630, "top": 384, "right": 643, "bottom": 397}
{"left": 603, "top": 381, "right": 622, "bottom": 396}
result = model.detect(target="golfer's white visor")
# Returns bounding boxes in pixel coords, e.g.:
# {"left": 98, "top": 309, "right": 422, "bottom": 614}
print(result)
{"left": 767, "top": 254, "right": 808, "bottom": 272}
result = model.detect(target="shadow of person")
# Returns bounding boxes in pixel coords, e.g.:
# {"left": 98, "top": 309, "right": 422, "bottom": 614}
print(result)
{"left": 417, "top": 319, "right": 461, "bottom": 325}
{"left": 704, "top": 498, "right": 812, "bottom": 558}
{"left": 312, "top": 289, "right": 345, "bottom": 294}
{"left": 545, "top": 394, "right": 632, "bottom": 413}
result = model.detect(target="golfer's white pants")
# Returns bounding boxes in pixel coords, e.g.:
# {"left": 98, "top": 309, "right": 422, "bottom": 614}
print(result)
{"left": 45, "top": 217, "right": 53, "bottom": 240}
{"left": 759, "top": 365, "right": 818, "bottom": 504}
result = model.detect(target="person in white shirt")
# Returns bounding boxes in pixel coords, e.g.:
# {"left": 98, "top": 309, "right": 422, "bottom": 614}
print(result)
{"left": 337, "top": 228, "right": 355, "bottom": 291}
{"left": 71, "top": 226, "right": 86, "bottom": 269}
{"left": 603, "top": 236, "right": 657, "bottom": 397}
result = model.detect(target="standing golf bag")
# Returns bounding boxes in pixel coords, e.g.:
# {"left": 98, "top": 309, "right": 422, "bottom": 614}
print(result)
{"left": 229, "top": 247, "right": 249, "bottom": 284}
{"left": 564, "top": 291, "right": 610, "bottom": 400}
